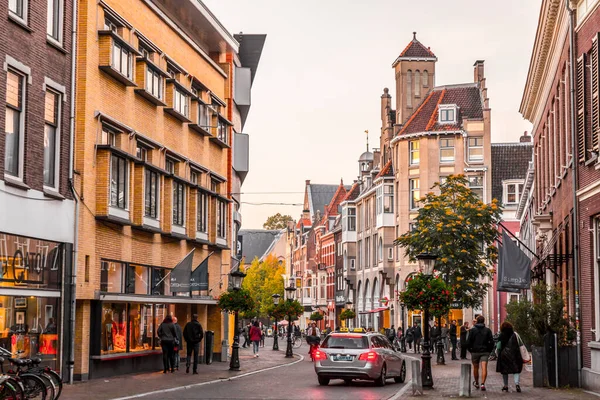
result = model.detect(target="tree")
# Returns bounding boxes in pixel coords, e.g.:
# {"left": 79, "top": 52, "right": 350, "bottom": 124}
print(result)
{"left": 242, "top": 255, "right": 285, "bottom": 317}
{"left": 309, "top": 312, "right": 324, "bottom": 321}
{"left": 263, "top": 213, "right": 293, "bottom": 230}
{"left": 395, "top": 175, "right": 502, "bottom": 309}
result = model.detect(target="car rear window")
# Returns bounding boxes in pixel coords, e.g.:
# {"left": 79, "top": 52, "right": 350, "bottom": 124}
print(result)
{"left": 321, "top": 335, "right": 369, "bottom": 349}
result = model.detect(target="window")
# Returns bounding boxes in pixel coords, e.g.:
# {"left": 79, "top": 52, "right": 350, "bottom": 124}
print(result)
{"left": 468, "top": 175, "right": 484, "bottom": 200}
{"left": 378, "top": 238, "right": 383, "bottom": 261}
{"left": 103, "top": 16, "right": 118, "bottom": 32}
{"left": 415, "top": 70, "right": 421, "bottom": 97}
{"left": 504, "top": 181, "right": 524, "bottom": 205}
{"left": 144, "top": 169, "right": 159, "bottom": 219}
{"left": 136, "top": 144, "right": 147, "bottom": 161}
{"left": 138, "top": 41, "right": 153, "bottom": 58}
{"left": 468, "top": 137, "right": 484, "bottom": 162}
{"left": 423, "top": 70, "right": 429, "bottom": 87}
{"left": 197, "top": 192, "right": 208, "bottom": 233}
{"left": 211, "top": 179, "right": 219, "bottom": 193}
{"left": 8, "top": 0, "right": 26, "bottom": 21}
{"left": 44, "top": 90, "right": 60, "bottom": 188}
{"left": 388, "top": 247, "right": 393, "bottom": 260}
{"left": 508, "top": 294, "right": 521, "bottom": 303}
{"left": 217, "top": 119, "right": 227, "bottom": 143}
{"left": 111, "top": 42, "right": 132, "bottom": 79}
{"left": 100, "top": 261, "right": 124, "bottom": 292}
{"left": 165, "top": 158, "right": 174, "bottom": 174}
{"left": 409, "top": 140, "right": 419, "bottom": 165}
{"left": 145, "top": 67, "right": 162, "bottom": 100}
{"left": 406, "top": 70, "right": 412, "bottom": 108}
{"left": 199, "top": 103, "right": 211, "bottom": 128}
{"left": 384, "top": 185, "right": 394, "bottom": 213}
{"left": 47, "top": 0, "right": 62, "bottom": 42}
{"left": 350, "top": 259, "right": 356, "bottom": 270}
{"left": 101, "top": 124, "right": 117, "bottom": 146}
{"left": 126, "top": 265, "right": 149, "bottom": 295}
{"left": 5, "top": 69, "right": 24, "bottom": 178}
{"left": 217, "top": 200, "right": 227, "bottom": 238}
{"left": 439, "top": 105, "right": 456, "bottom": 124}
{"left": 409, "top": 178, "right": 420, "bottom": 209}
{"left": 110, "top": 155, "right": 128, "bottom": 209}
{"left": 348, "top": 207, "right": 356, "bottom": 231}
{"left": 172, "top": 181, "right": 185, "bottom": 226}
{"left": 440, "top": 138, "right": 455, "bottom": 163}
{"left": 173, "top": 87, "right": 188, "bottom": 117}
{"left": 365, "top": 237, "right": 370, "bottom": 268}
{"left": 357, "top": 240, "right": 362, "bottom": 270}
{"left": 190, "top": 171, "right": 198, "bottom": 185}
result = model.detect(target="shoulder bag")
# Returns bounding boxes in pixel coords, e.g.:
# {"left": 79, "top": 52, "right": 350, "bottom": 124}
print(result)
{"left": 515, "top": 332, "right": 530, "bottom": 362}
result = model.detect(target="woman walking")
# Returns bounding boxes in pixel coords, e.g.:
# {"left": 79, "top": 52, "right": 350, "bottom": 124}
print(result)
{"left": 249, "top": 321, "right": 262, "bottom": 357}
{"left": 158, "top": 315, "right": 178, "bottom": 373}
{"left": 496, "top": 321, "right": 523, "bottom": 393}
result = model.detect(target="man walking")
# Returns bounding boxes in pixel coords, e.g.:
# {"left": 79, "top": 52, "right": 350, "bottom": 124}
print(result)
{"left": 466, "top": 315, "right": 494, "bottom": 391}
{"left": 183, "top": 314, "right": 204, "bottom": 374}
{"left": 441, "top": 323, "right": 449, "bottom": 353}
{"left": 405, "top": 325, "right": 414, "bottom": 351}
{"left": 460, "top": 321, "right": 469, "bottom": 359}
{"left": 172, "top": 317, "right": 183, "bottom": 371}
{"left": 413, "top": 323, "right": 422, "bottom": 353}
{"left": 450, "top": 320, "right": 458, "bottom": 360}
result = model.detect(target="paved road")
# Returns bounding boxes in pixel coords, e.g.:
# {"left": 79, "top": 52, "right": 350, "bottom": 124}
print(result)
{"left": 141, "top": 348, "right": 408, "bottom": 400}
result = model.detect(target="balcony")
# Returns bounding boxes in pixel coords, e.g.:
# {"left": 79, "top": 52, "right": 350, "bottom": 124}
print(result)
{"left": 233, "top": 133, "right": 249, "bottom": 182}
{"left": 209, "top": 117, "right": 231, "bottom": 149}
{"left": 98, "top": 30, "right": 139, "bottom": 87}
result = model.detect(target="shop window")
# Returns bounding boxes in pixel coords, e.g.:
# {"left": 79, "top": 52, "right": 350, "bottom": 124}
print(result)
{"left": 126, "top": 265, "right": 149, "bottom": 295}
{"left": 129, "top": 303, "right": 154, "bottom": 353}
{"left": 151, "top": 267, "right": 170, "bottom": 295}
{"left": 101, "top": 303, "right": 127, "bottom": 355}
{"left": 100, "top": 261, "right": 124, "bottom": 292}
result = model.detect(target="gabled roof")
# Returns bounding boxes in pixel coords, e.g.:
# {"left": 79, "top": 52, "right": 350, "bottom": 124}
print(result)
{"left": 296, "top": 218, "right": 312, "bottom": 229}
{"left": 343, "top": 182, "right": 361, "bottom": 202}
{"left": 375, "top": 159, "right": 394, "bottom": 179}
{"left": 238, "top": 229, "right": 284, "bottom": 263}
{"left": 396, "top": 84, "right": 483, "bottom": 137}
{"left": 491, "top": 143, "right": 533, "bottom": 203}
{"left": 307, "top": 183, "right": 350, "bottom": 219}
{"left": 392, "top": 33, "right": 437, "bottom": 66}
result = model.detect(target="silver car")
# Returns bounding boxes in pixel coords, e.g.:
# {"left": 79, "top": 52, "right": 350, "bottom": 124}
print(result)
{"left": 313, "top": 329, "right": 406, "bottom": 386}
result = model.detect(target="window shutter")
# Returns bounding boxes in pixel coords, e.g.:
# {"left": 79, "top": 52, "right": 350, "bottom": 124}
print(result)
{"left": 592, "top": 34, "right": 600, "bottom": 151}
{"left": 577, "top": 54, "right": 587, "bottom": 162}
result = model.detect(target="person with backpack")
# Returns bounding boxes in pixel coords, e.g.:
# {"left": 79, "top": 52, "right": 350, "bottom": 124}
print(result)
{"left": 467, "top": 315, "right": 495, "bottom": 391}
{"left": 157, "top": 315, "right": 178, "bottom": 373}
{"left": 496, "top": 321, "right": 524, "bottom": 393}
{"left": 183, "top": 314, "right": 204, "bottom": 374}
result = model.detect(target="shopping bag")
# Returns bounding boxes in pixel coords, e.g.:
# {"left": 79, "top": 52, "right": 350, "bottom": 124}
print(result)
{"left": 515, "top": 332, "right": 531, "bottom": 362}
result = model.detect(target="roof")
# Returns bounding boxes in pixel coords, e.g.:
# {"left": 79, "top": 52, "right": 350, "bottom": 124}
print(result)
{"left": 359, "top": 151, "right": 374, "bottom": 162}
{"left": 397, "top": 84, "right": 483, "bottom": 137}
{"left": 375, "top": 159, "right": 393, "bottom": 179}
{"left": 491, "top": 143, "right": 533, "bottom": 203}
{"left": 307, "top": 184, "right": 350, "bottom": 218}
{"left": 238, "top": 229, "right": 284, "bottom": 263}
{"left": 343, "top": 182, "right": 361, "bottom": 202}
{"left": 297, "top": 218, "right": 312, "bottom": 229}
{"left": 392, "top": 33, "right": 437, "bottom": 66}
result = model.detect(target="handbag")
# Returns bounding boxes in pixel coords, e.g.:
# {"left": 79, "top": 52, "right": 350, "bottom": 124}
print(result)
{"left": 515, "top": 332, "right": 531, "bottom": 362}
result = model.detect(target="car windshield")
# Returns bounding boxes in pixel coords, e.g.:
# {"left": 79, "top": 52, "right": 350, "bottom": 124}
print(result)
{"left": 321, "top": 335, "right": 369, "bottom": 349}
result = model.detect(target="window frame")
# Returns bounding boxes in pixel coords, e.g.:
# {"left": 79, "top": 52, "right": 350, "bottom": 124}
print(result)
{"left": 111, "top": 41, "right": 133, "bottom": 79}
{"left": 47, "top": 0, "right": 63, "bottom": 44}
{"left": 383, "top": 185, "right": 394, "bottom": 213}
{"left": 347, "top": 207, "right": 356, "bottom": 231}
{"left": 173, "top": 86, "right": 189, "bottom": 118}
{"left": 216, "top": 199, "right": 227, "bottom": 239}
{"left": 503, "top": 180, "right": 524, "bottom": 205}
{"left": 172, "top": 180, "right": 186, "bottom": 227}
{"left": 144, "top": 168, "right": 160, "bottom": 219}
{"left": 409, "top": 178, "right": 420, "bottom": 210}
{"left": 4, "top": 68, "right": 26, "bottom": 180}
{"left": 409, "top": 140, "right": 420, "bottom": 166}
{"left": 468, "top": 137, "right": 484, "bottom": 162}
{"left": 8, "top": 0, "right": 28, "bottom": 24}
{"left": 43, "top": 89, "right": 61, "bottom": 190}
{"left": 197, "top": 191, "right": 208, "bottom": 234}
{"left": 110, "top": 154, "right": 128, "bottom": 210}
{"left": 438, "top": 104, "right": 457, "bottom": 124}
{"left": 468, "top": 175, "right": 484, "bottom": 200}
{"left": 439, "top": 137, "right": 455, "bottom": 163}
{"left": 145, "top": 66, "right": 163, "bottom": 100}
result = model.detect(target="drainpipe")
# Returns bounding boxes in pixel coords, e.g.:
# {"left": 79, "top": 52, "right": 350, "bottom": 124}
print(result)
{"left": 566, "top": 0, "right": 582, "bottom": 388}
{"left": 67, "top": 0, "right": 79, "bottom": 385}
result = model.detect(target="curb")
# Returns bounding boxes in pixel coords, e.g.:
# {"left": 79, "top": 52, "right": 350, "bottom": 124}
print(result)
{"left": 110, "top": 354, "right": 305, "bottom": 400}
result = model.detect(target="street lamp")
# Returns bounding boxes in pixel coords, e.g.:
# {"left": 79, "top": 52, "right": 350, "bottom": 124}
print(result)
{"left": 272, "top": 294, "right": 281, "bottom": 351}
{"left": 400, "top": 302, "right": 407, "bottom": 353}
{"left": 284, "top": 281, "right": 296, "bottom": 358}
{"left": 229, "top": 269, "right": 246, "bottom": 371}
{"left": 416, "top": 253, "right": 437, "bottom": 389}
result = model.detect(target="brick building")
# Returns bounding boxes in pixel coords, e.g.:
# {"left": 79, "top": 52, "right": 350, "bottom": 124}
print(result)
{"left": 0, "top": 0, "right": 76, "bottom": 379}
{"left": 71, "top": 0, "right": 263, "bottom": 379}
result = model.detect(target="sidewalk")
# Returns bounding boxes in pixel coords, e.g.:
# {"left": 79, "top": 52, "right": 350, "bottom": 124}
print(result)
{"left": 401, "top": 351, "right": 598, "bottom": 399}
{"left": 61, "top": 341, "right": 297, "bottom": 400}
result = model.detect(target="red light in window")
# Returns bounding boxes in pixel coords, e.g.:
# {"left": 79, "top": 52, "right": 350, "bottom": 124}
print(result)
{"left": 358, "top": 351, "right": 378, "bottom": 362}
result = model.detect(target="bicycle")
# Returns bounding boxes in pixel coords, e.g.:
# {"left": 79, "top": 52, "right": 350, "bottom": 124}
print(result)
{"left": 0, "top": 348, "right": 62, "bottom": 400}
{"left": 293, "top": 336, "right": 302, "bottom": 349}
{"left": 0, "top": 375, "right": 20, "bottom": 400}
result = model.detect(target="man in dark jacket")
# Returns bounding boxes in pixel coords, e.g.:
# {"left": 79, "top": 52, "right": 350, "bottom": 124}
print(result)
{"left": 466, "top": 316, "right": 494, "bottom": 391}
{"left": 183, "top": 314, "right": 204, "bottom": 374}
{"left": 412, "top": 323, "right": 422, "bottom": 353}
{"left": 449, "top": 320, "right": 458, "bottom": 360}
{"left": 460, "top": 321, "right": 469, "bottom": 359}
{"left": 430, "top": 321, "right": 441, "bottom": 347}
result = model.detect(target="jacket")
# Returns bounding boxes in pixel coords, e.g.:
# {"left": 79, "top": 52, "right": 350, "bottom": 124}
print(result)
{"left": 460, "top": 325, "right": 468, "bottom": 340}
{"left": 496, "top": 327, "right": 523, "bottom": 374}
{"left": 466, "top": 323, "right": 494, "bottom": 353}
{"left": 174, "top": 323, "right": 183, "bottom": 344}
{"left": 405, "top": 327, "right": 414, "bottom": 341}
{"left": 249, "top": 326, "right": 262, "bottom": 342}
{"left": 449, "top": 323, "right": 458, "bottom": 338}
{"left": 430, "top": 326, "right": 441, "bottom": 341}
{"left": 158, "top": 322, "right": 177, "bottom": 343}
{"left": 183, "top": 320, "right": 204, "bottom": 344}
{"left": 412, "top": 326, "right": 422, "bottom": 340}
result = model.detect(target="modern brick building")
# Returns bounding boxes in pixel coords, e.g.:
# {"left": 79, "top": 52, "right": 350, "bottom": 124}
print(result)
{"left": 0, "top": 0, "right": 76, "bottom": 380}
{"left": 71, "top": 0, "right": 263, "bottom": 380}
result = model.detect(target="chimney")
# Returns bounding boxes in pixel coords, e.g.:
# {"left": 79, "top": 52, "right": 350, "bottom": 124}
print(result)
{"left": 381, "top": 88, "right": 391, "bottom": 125}
{"left": 520, "top": 131, "right": 531, "bottom": 143}
{"left": 474, "top": 60, "right": 485, "bottom": 83}
{"left": 305, "top": 179, "right": 311, "bottom": 185}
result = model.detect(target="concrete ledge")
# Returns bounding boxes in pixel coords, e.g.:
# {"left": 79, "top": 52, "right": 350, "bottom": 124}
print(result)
{"left": 583, "top": 367, "right": 600, "bottom": 393}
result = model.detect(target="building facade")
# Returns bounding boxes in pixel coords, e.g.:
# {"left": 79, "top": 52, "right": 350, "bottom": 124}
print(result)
{"left": 72, "top": 0, "right": 263, "bottom": 380}
{"left": 0, "top": 0, "right": 76, "bottom": 379}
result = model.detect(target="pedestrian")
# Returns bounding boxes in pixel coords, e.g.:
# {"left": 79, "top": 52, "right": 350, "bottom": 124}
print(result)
{"left": 430, "top": 321, "right": 441, "bottom": 350}
{"left": 466, "top": 315, "right": 495, "bottom": 391}
{"left": 157, "top": 315, "right": 177, "bottom": 373}
{"left": 241, "top": 324, "right": 249, "bottom": 348}
{"left": 496, "top": 321, "right": 523, "bottom": 393}
{"left": 172, "top": 317, "right": 183, "bottom": 371}
{"left": 183, "top": 314, "right": 204, "bottom": 374}
{"left": 460, "top": 321, "right": 469, "bottom": 359}
{"left": 413, "top": 323, "right": 422, "bottom": 353}
{"left": 450, "top": 319, "right": 458, "bottom": 360}
{"left": 249, "top": 320, "right": 262, "bottom": 357}
{"left": 405, "top": 326, "right": 414, "bottom": 350}
{"left": 387, "top": 325, "right": 396, "bottom": 343}
{"left": 260, "top": 325, "right": 265, "bottom": 347}
{"left": 441, "top": 323, "right": 449, "bottom": 353}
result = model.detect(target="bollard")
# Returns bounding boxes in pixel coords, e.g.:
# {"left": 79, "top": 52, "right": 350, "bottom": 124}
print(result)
{"left": 411, "top": 359, "right": 423, "bottom": 395}
{"left": 459, "top": 363, "right": 472, "bottom": 397}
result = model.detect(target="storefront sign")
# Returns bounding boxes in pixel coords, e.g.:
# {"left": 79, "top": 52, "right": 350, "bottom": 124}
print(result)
{"left": 335, "top": 291, "right": 346, "bottom": 306}
{"left": 450, "top": 301, "right": 462, "bottom": 309}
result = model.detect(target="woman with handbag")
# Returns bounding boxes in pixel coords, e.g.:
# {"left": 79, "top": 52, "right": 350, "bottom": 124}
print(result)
{"left": 158, "top": 315, "right": 178, "bottom": 373}
{"left": 496, "top": 321, "right": 526, "bottom": 393}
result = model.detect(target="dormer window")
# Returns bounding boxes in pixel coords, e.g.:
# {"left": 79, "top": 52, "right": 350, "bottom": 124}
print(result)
{"left": 165, "top": 158, "right": 175, "bottom": 174}
{"left": 439, "top": 104, "right": 457, "bottom": 124}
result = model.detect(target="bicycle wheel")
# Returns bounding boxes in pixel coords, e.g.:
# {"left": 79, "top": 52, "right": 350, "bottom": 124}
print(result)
{"left": 293, "top": 337, "right": 302, "bottom": 349}
{"left": 20, "top": 374, "right": 46, "bottom": 400}
{"left": 5, "top": 378, "right": 24, "bottom": 400}
{"left": 36, "top": 373, "right": 55, "bottom": 400}
{"left": 0, "top": 379, "right": 18, "bottom": 400}
{"left": 42, "top": 370, "right": 62, "bottom": 400}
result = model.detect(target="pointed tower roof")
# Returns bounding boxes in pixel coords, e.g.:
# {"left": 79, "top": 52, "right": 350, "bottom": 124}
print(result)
{"left": 392, "top": 32, "right": 437, "bottom": 66}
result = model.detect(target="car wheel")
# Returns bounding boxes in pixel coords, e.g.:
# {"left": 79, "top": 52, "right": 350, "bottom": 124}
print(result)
{"left": 343, "top": 379, "right": 352, "bottom": 385}
{"left": 375, "top": 364, "right": 386, "bottom": 387}
{"left": 318, "top": 376, "right": 330, "bottom": 386}
{"left": 394, "top": 361, "right": 406, "bottom": 383}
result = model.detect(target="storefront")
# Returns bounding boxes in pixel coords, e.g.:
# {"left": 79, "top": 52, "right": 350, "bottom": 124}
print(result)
{"left": 0, "top": 233, "right": 67, "bottom": 373}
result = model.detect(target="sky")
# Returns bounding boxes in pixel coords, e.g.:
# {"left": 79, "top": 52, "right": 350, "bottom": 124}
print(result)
{"left": 202, "top": 0, "right": 542, "bottom": 229}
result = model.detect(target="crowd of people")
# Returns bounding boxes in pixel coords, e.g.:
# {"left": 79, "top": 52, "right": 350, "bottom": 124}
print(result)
{"left": 157, "top": 314, "right": 205, "bottom": 375}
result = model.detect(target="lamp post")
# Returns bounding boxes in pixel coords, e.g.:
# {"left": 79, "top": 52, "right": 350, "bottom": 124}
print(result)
{"left": 229, "top": 269, "right": 246, "bottom": 371}
{"left": 400, "top": 302, "right": 407, "bottom": 353}
{"left": 285, "top": 282, "right": 296, "bottom": 358}
{"left": 436, "top": 316, "right": 445, "bottom": 365}
{"left": 417, "top": 253, "right": 437, "bottom": 389}
{"left": 272, "top": 294, "right": 281, "bottom": 351}
{"left": 345, "top": 301, "right": 353, "bottom": 328}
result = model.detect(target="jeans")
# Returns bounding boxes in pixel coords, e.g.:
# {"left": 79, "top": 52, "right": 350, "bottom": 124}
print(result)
{"left": 174, "top": 350, "right": 180, "bottom": 369}
{"left": 161, "top": 341, "right": 175, "bottom": 372}
{"left": 451, "top": 337, "right": 457, "bottom": 359}
{"left": 502, "top": 373, "right": 520, "bottom": 386}
{"left": 186, "top": 342, "right": 200, "bottom": 372}
{"left": 460, "top": 338, "right": 468, "bottom": 359}
{"left": 252, "top": 340, "right": 260, "bottom": 354}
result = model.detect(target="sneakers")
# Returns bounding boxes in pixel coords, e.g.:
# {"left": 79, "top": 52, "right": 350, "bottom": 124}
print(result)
{"left": 502, "top": 386, "right": 509, "bottom": 392}
{"left": 516, "top": 384, "right": 521, "bottom": 392}
{"left": 473, "top": 381, "right": 479, "bottom": 389}
{"left": 480, "top": 383, "right": 486, "bottom": 391}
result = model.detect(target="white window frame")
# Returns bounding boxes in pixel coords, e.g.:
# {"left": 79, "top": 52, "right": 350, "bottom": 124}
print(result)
{"left": 594, "top": 218, "right": 600, "bottom": 341}
{"left": 440, "top": 137, "right": 455, "bottom": 163}
{"left": 8, "top": 0, "right": 28, "bottom": 25}
{"left": 4, "top": 68, "right": 26, "bottom": 180}
{"left": 409, "top": 140, "right": 419, "bottom": 166}
{"left": 388, "top": 246, "right": 393, "bottom": 261}
{"left": 439, "top": 104, "right": 457, "bottom": 124}
{"left": 110, "top": 154, "right": 128, "bottom": 210}
{"left": 144, "top": 168, "right": 160, "bottom": 220}
{"left": 43, "top": 89, "right": 61, "bottom": 191}
{"left": 111, "top": 41, "right": 132, "bottom": 79}
{"left": 47, "top": 0, "right": 64, "bottom": 45}
{"left": 172, "top": 180, "right": 186, "bottom": 227}
{"left": 468, "top": 175, "right": 484, "bottom": 200}
{"left": 217, "top": 199, "right": 227, "bottom": 239}
{"left": 348, "top": 207, "right": 356, "bottom": 231}
{"left": 409, "top": 178, "right": 420, "bottom": 210}
{"left": 383, "top": 185, "right": 394, "bottom": 213}
{"left": 145, "top": 66, "right": 163, "bottom": 100}
{"left": 468, "top": 137, "right": 484, "bottom": 162}
{"left": 173, "top": 87, "right": 188, "bottom": 117}
{"left": 503, "top": 180, "right": 524, "bottom": 205}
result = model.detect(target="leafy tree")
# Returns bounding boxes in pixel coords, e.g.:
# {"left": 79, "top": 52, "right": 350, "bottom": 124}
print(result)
{"left": 263, "top": 213, "right": 293, "bottom": 230}
{"left": 339, "top": 309, "right": 356, "bottom": 321}
{"left": 395, "top": 175, "right": 502, "bottom": 309}
{"left": 310, "top": 312, "right": 324, "bottom": 321}
{"left": 242, "top": 255, "right": 285, "bottom": 317}
{"left": 399, "top": 274, "right": 452, "bottom": 318}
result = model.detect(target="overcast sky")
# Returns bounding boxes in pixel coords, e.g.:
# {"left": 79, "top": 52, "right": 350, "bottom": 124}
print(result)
{"left": 202, "top": 0, "right": 541, "bottom": 229}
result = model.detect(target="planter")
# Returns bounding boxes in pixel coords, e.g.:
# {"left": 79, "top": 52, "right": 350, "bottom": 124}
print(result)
{"left": 532, "top": 343, "right": 579, "bottom": 388}
{"left": 532, "top": 346, "right": 548, "bottom": 388}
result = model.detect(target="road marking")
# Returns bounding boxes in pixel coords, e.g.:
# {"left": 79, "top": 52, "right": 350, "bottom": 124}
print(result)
{"left": 584, "top": 390, "right": 600, "bottom": 398}
{"left": 110, "top": 355, "right": 305, "bottom": 400}
{"left": 388, "top": 379, "right": 412, "bottom": 400}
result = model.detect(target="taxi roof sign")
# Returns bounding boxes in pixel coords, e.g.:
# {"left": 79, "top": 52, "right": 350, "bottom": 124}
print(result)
{"left": 339, "top": 327, "right": 365, "bottom": 333}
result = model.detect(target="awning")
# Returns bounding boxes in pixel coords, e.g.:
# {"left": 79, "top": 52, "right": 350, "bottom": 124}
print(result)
{"left": 99, "top": 293, "right": 217, "bottom": 305}
{"left": 359, "top": 307, "right": 389, "bottom": 315}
